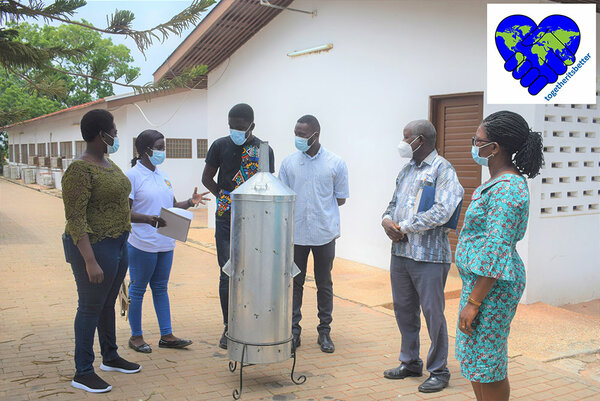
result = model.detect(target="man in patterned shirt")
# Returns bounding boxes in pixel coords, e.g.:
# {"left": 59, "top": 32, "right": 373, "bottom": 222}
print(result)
{"left": 202, "top": 103, "right": 274, "bottom": 349}
{"left": 381, "top": 120, "right": 463, "bottom": 394}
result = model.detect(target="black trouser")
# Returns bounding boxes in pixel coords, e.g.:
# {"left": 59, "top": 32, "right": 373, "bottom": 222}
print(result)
{"left": 215, "top": 214, "right": 231, "bottom": 326}
{"left": 292, "top": 240, "right": 336, "bottom": 336}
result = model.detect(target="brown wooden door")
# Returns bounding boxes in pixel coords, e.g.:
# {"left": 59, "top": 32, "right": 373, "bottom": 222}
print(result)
{"left": 430, "top": 93, "right": 483, "bottom": 253}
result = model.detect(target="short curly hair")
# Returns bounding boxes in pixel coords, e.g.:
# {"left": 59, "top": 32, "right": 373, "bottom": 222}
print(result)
{"left": 80, "top": 109, "right": 114, "bottom": 142}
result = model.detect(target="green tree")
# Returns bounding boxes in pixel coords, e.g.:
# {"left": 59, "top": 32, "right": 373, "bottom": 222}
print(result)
{"left": 0, "top": 70, "right": 63, "bottom": 126}
{"left": 0, "top": 0, "right": 214, "bottom": 125}
{"left": 13, "top": 21, "right": 141, "bottom": 107}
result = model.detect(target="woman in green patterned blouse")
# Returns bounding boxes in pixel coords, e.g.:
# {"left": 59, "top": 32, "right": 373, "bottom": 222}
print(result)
{"left": 62, "top": 109, "right": 141, "bottom": 393}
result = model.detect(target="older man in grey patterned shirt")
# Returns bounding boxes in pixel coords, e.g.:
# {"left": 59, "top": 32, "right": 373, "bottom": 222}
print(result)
{"left": 381, "top": 120, "right": 464, "bottom": 394}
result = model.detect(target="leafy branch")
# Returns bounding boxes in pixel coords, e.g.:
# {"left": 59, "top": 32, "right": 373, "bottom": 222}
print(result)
{"left": 1, "top": 0, "right": 215, "bottom": 54}
{"left": 45, "top": 64, "right": 208, "bottom": 96}
{"left": 6, "top": 65, "right": 68, "bottom": 97}
{"left": 0, "top": 0, "right": 214, "bottom": 126}
{"left": 0, "top": 28, "right": 87, "bottom": 69}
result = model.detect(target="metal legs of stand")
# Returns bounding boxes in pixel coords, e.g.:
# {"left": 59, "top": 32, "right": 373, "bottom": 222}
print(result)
{"left": 226, "top": 335, "right": 306, "bottom": 399}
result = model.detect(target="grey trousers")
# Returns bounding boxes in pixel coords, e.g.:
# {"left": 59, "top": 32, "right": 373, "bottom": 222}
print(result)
{"left": 390, "top": 255, "right": 451, "bottom": 378}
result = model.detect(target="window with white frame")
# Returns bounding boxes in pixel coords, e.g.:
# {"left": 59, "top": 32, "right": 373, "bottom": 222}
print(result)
{"left": 37, "top": 143, "right": 46, "bottom": 157}
{"left": 197, "top": 139, "right": 208, "bottom": 158}
{"left": 60, "top": 141, "right": 73, "bottom": 158}
{"left": 166, "top": 138, "right": 192, "bottom": 159}
{"left": 21, "top": 144, "right": 28, "bottom": 163}
{"left": 75, "top": 141, "right": 86, "bottom": 158}
{"left": 133, "top": 137, "right": 138, "bottom": 159}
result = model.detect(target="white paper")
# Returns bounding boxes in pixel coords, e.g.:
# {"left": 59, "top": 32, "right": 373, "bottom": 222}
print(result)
{"left": 156, "top": 207, "right": 193, "bottom": 242}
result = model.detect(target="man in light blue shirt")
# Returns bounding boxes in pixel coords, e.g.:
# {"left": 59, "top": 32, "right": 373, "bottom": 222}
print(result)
{"left": 381, "top": 120, "right": 463, "bottom": 394}
{"left": 279, "top": 115, "right": 349, "bottom": 354}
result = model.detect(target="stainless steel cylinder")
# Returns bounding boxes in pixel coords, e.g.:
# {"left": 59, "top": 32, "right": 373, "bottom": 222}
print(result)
{"left": 224, "top": 143, "right": 297, "bottom": 364}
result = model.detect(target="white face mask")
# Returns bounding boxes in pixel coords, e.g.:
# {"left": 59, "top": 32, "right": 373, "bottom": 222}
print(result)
{"left": 397, "top": 136, "right": 421, "bottom": 158}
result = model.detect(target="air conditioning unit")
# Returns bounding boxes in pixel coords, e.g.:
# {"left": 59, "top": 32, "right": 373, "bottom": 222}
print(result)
{"left": 50, "top": 157, "right": 63, "bottom": 169}
{"left": 28, "top": 156, "right": 39, "bottom": 166}
{"left": 38, "top": 157, "right": 51, "bottom": 167}
{"left": 10, "top": 166, "right": 20, "bottom": 180}
{"left": 23, "top": 168, "right": 36, "bottom": 184}
{"left": 62, "top": 158, "right": 73, "bottom": 171}
{"left": 40, "top": 173, "right": 54, "bottom": 188}
{"left": 2, "top": 165, "right": 10, "bottom": 178}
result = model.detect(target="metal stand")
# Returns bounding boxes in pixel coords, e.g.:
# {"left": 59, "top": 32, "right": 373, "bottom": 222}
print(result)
{"left": 226, "top": 334, "right": 306, "bottom": 400}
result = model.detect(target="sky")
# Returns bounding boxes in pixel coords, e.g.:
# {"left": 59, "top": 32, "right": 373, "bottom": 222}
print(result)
{"left": 55, "top": 0, "right": 218, "bottom": 94}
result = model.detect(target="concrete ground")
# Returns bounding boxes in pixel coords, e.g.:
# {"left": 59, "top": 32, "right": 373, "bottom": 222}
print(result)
{"left": 1, "top": 177, "right": 599, "bottom": 401}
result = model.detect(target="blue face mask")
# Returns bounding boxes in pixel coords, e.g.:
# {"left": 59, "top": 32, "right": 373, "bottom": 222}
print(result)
{"left": 102, "top": 134, "right": 119, "bottom": 154}
{"left": 295, "top": 132, "right": 317, "bottom": 152}
{"left": 230, "top": 123, "right": 252, "bottom": 146}
{"left": 147, "top": 149, "right": 166, "bottom": 166}
{"left": 230, "top": 129, "right": 246, "bottom": 146}
{"left": 471, "top": 143, "right": 493, "bottom": 166}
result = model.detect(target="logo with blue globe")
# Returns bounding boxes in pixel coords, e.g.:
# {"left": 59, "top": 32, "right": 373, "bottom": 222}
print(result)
{"left": 495, "top": 14, "right": 580, "bottom": 96}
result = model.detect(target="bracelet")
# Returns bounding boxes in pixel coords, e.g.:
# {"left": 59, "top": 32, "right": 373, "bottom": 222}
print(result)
{"left": 467, "top": 296, "right": 482, "bottom": 307}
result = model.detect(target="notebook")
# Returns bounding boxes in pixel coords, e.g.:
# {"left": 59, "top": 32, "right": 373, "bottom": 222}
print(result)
{"left": 414, "top": 185, "right": 462, "bottom": 230}
{"left": 156, "top": 207, "right": 194, "bottom": 242}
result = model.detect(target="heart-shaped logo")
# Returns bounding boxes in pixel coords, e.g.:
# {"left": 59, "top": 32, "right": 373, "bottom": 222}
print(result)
{"left": 495, "top": 15, "right": 580, "bottom": 95}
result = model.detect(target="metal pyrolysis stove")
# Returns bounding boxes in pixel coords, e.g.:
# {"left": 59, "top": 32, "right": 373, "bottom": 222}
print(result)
{"left": 222, "top": 141, "right": 306, "bottom": 399}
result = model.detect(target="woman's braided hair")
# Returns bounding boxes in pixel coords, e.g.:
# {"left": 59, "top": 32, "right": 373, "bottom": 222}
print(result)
{"left": 482, "top": 111, "right": 544, "bottom": 178}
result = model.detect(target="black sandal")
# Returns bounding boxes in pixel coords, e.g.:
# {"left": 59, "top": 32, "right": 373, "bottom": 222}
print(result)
{"left": 128, "top": 338, "right": 152, "bottom": 353}
{"left": 158, "top": 338, "right": 193, "bottom": 349}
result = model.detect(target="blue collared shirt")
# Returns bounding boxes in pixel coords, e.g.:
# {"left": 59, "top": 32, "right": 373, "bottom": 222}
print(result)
{"left": 383, "top": 150, "right": 464, "bottom": 263}
{"left": 279, "top": 146, "right": 350, "bottom": 246}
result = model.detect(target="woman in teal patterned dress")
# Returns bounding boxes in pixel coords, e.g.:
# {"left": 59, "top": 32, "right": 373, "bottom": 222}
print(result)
{"left": 455, "top": 111, "right": 544, "bottom": 401}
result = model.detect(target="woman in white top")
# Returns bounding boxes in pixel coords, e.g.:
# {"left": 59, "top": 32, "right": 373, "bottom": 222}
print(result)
{"left": 126, "top": 130, "right": 209, "bottom": 353}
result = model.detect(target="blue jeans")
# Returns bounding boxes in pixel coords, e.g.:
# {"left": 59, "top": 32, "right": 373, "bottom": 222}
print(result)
{"left": 215, "top": 214, "right": 231, "bottom": 326}
{"left": 64, "top": 232, "right": 129, "bottom": 376}
{"left": 127, "top": 244, "right": 174, "bottom": 337}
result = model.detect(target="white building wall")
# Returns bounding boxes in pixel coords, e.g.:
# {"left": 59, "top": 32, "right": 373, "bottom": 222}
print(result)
{"left": 6, "top": 90, "right": 208, "bottom": 201}
{"left": 6, "top": 110, "right": 91, "bottom": 190}
{"left": 520, "top": 13, "right": 599, "bottom": 305}
{"left": 112, "top": 90, "right": 208, "bottom": 201}
{"left": 484, "top": 12, "right": 600, "bottom": 304}
{"left": 205, "top": 0, "right": 599, "bottom": 305}
{"left": 524, "top": 90, "right": 600, "bottom": 305}
{"left": 206, "top": 0, "right": 490, "bottom": 270}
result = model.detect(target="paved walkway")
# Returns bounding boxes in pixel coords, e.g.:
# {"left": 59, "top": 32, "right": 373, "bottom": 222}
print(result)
{"left": 0, "top": 178, "right": 599, "bottom": 401}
